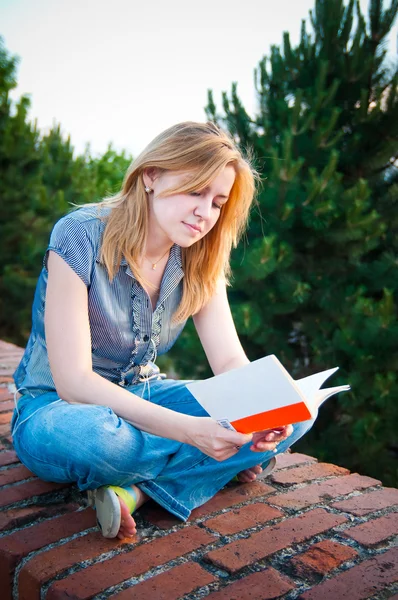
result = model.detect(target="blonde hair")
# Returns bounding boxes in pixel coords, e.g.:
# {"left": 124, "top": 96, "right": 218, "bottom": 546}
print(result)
{"left": 76, "top": 121, "right": 258, "bottom": 321}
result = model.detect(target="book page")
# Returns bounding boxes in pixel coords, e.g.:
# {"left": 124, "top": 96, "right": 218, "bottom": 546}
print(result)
{"left": 315, "top": 384, "right": 351, "bottom": 408}
{"left": 296, "top": 372, "right": 351, "bottom": 416}
{"left": 186, "top": 355, "right": 304, "bottom": 423}
{"left": 295, "top": 368, "right": 340, "bottom": 399}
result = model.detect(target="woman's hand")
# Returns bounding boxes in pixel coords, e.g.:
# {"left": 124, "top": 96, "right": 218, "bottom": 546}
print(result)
{"left": 235, "top": 426, "right": 293, "bottom": 482}
{"left": 236, "top": 464, "right": 263, "bottom": 483}
{"left": 185, "top": 417, "right": 253, "bottom": 461}
{"left": 250, "top": 425, "right": 293, "bottom": 452}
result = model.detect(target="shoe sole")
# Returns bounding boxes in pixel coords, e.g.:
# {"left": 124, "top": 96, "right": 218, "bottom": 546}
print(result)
{"left": 259, "top": 456, "right": 277, "bottom": 478}
{"left": 88, "top": 487, "right": 121, "bottom": 538}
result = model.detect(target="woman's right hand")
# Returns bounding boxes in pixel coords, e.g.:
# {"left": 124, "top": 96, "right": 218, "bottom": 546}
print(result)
{"left": 185, "top": 417, "right": 253, "bottom": 461}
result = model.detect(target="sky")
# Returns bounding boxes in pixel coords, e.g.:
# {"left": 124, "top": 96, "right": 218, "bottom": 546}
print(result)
{"left": 0, "top": 0, "right": 397, "bottom": 157}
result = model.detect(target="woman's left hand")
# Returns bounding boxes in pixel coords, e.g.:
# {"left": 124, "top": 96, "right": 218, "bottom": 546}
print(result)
{"left": 249, "top": 424, "right": 293, "bottom": 452}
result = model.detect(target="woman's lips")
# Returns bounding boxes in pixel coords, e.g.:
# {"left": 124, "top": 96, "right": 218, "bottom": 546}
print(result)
{"left": 183, "top": 222, "right": 202, "bottom": 234}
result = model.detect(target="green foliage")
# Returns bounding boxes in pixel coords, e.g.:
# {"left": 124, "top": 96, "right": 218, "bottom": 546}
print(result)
{"left": 170, "top": 0, "right": 398, "bottom": 485}
{"left": 0, "top": 37, "right": 132, "bottom": 345}
{"left": 1, "top": 0, "right": 398, "bottom": 486}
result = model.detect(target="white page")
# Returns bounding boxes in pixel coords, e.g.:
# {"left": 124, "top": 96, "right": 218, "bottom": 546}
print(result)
{"left": 186, "top": 355, "right": 304, "bottom": 422}
{"left": 295, "top": 367, "right": 340, "bottom": 398}
{"left": 296, "top": 369, "right": 350, "bottom": 415}
{"left": 315, "top": 384, "right": 351, "bottom": 408}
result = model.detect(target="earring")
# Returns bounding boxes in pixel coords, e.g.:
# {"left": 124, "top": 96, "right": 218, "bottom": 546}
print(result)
{"left": 144, "top": 186, "right": 153, "bottom": 193}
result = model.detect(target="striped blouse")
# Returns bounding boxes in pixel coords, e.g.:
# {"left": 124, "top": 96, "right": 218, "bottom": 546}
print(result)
{"left": 13, "top": 205, "right": 187, "bottom": 398}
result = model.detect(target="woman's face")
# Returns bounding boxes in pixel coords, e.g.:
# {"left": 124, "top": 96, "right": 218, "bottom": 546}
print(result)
{"left": 144, "top": 164, "right": 236, "bottom": 248}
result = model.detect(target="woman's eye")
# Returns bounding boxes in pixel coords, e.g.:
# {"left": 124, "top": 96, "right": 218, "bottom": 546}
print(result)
{"left": 190, "top": 192, "right": 201, "bottom": 197}
{"left": 212, "top": 203, "right": 222, "bottom": 210}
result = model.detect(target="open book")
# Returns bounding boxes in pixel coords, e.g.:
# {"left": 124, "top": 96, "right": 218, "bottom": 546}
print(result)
{"left": 186, "top": 355, "right": 350, "bottom": 433}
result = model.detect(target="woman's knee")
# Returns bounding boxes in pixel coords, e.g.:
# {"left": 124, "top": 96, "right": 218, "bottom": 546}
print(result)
{"left": 14, "top": 402, "right": 139, "bottom": 483}
{"left": 292, "top": 417, "right": 315, "bottom": 439}
{"left": 279, "top": 418, "right": 315, "bottom": 452}
{"left": 17, "top": 400, "right": 185, "bottom": 489}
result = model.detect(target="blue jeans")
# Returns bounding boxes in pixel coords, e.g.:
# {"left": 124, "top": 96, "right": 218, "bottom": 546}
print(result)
{"left": 11, "top": 379, "right": 314, "bottom": 521}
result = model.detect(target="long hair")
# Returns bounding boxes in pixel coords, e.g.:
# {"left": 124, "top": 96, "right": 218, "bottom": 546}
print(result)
{"left": 76, "top": 121, "right": 259, "bottom": 321}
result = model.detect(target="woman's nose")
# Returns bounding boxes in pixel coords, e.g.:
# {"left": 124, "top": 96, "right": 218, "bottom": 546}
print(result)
{"left": 194, "top": 196, "right": 212, "bottom": 220}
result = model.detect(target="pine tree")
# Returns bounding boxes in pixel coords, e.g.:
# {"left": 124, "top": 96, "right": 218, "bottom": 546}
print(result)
{"left": 201, "top": 0, "right": 398, "bottom": 485}
{"left": 86, "top": 145, "right": 132, "bottom": 200}
{"left": 0, "top": 37, "right": 132, "bottom": 345}
{"left": 0, "top": 38, "right": 46, "bottom": 342}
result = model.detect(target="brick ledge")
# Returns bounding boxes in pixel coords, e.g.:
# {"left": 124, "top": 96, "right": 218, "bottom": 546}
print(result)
{"left": 0, "top": 339, "right": 397, "bottom": 600}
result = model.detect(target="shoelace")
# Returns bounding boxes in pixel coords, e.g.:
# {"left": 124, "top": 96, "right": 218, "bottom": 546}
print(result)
{"left": 137, "top": 338, "right": 167, "bottom": 401}
{"left": 138, "top": 339, "right": 158, "bottom": 402}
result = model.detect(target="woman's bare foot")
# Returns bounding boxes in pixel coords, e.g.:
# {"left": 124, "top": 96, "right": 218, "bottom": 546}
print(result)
{"left": 116, "top": 485, "right": 149, "bottom": 540}
{"left": 236, "top": 464, "right": 262, "bottom": 483}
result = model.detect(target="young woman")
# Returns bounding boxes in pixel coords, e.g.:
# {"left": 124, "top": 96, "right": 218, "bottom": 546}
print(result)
{"left": 12, "top": 122, "right": 314, "bottom": 539}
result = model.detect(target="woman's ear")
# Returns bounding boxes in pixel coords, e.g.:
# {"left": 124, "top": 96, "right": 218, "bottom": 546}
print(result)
{"left": 143, "top": 167, "right": 159, "bottom": 188}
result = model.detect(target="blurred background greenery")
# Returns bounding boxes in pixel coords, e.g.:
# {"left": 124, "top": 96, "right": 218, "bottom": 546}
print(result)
{"left": 1, "top": 0, "right": 397, "bottom": 485}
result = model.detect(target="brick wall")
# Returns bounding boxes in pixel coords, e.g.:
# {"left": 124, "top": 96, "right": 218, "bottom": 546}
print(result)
{"left": 0, "top": 339, "right": 397, "bottom": 599}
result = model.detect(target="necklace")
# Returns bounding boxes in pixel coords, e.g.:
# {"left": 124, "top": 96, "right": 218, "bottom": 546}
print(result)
{"left": 144, "top": 248, "right": 170, "bottom": 270}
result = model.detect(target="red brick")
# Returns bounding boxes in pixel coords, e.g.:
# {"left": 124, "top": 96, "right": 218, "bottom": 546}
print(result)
{"left": 143, "top": 481, "right": 275, "bottom": 529}
{"left": 47, "top": 526, "right": 215, "bottom": 600}
{"left": 270, "top": 463, "right": 349, "bottom": 486}
{"left": 300, "top": 547, "right": 398, "bottom": 599}
{"left": 0, "top": 465, "right": 34, "bottom": 486}
{"left": 112, "top": 562, "right": 216, "bottom": 600}
{"left": 0, "top": 340, "right": 22, "bottom": 350}
{"left": 204, "top": 503, "right": 283, "bottom": 535}
{"left": 205, "top": 508, "right": 346, "bottom": 573}
{"left": 332, "top": 488, "right": 398, "bottom": 516}
{"left": 275, "top": 452, "right": 318, "bottom": 469}
{"left": 0, "top": 355, "right": 22, "bottom": 364}
{"left": 0, "top": 401, "right": 15, "bottom": 412}
{"left": 0, "top": 503, "right": 79, "bottom": 533}
{"left": 342, "top": 512, "right": 398, "bottom": 546}
{"left": 0, "top": 389, "right": 12, "bottom": 401}
{"left": 290, "top": 540, "right": 358, "bottom": 578}
{"left": 0, "top": 479, "right": 70, "bottom": 508}
{"left": 0, "top": 412, "right": 12, "bottom": 425}
{"left": 140, "top": 501, "right": 181, "bottom": 529}
{"left": 206, "top": 567, "right": 295, "bottom": 599}
{"left": 0, "top": 424, "right": 11, "bottom": 436}
{"left": 194, "top": 481, "right": 276, "bottom": 517}
{"left": 19, "top": 530, "right": 133, "bottom": 600}
{"left": 0, "top": 450, "right": 19, "bottom": 467}
{"left": 0, "top": 508, "right": 97, "bottom": 599}
{"left": 0, "top": 366, "right": 22, "bottom": 375}
{"left": 0, "top": 340, "right": 22, "bottom": 351}
{"left": 0, "top": 372, "right": 13, "bottom": 380}
{"left": 0, "top": 377, "right": 13, "bottom": 384}
{"left": 269, "top": 474, "right": 380, "bottom": 509}
{"left": 0, "top": 353, "right": 23, "bottom": 362}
